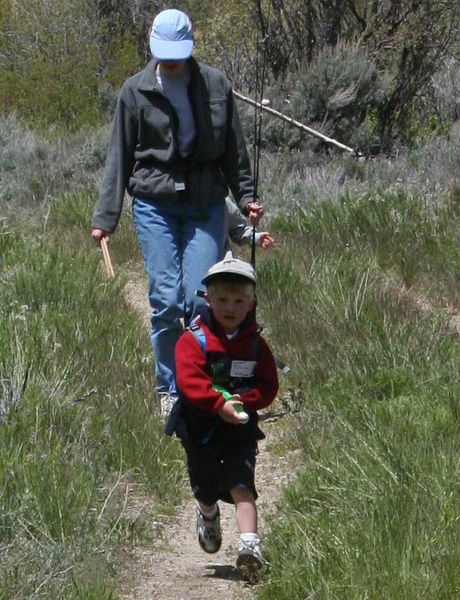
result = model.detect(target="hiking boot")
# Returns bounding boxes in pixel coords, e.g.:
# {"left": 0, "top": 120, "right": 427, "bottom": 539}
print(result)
{"left": 158, "top": 393, "right": 177, "bottom": 419}
{"left": 236, "top": 537, "right": 263, "bottom": 579}
{"left": 196, "top": 505, "right": 222, "bottom": 554}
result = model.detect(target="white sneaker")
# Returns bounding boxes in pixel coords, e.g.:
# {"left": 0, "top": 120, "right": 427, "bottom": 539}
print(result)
{"left": 236, "top": 537, "right": 263, "bottom": 579}
{"left": 158, "top": 393, "right": 177, "bottom": 419}
{"left": 196, "top": 505, "right": 222, "bottom": 554}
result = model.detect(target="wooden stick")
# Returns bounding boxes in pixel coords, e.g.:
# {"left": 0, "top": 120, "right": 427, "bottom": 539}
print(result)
{"left": 233, "top": 90, "right": 361, "bottom": 156}
{"left": 100, "top": 237, "right": 115, "bottom": 278}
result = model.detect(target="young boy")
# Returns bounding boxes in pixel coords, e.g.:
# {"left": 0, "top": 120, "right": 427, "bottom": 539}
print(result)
{"left": 166, "top": 251, "right": 279, "bottom": 578}
{"left": 157, "top": 198, "right": 273, "bottom": 419}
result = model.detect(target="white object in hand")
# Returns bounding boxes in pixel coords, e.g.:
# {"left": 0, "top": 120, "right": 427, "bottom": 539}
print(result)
{"left": 238, "top": 411, "right": 249, "bottom": 423}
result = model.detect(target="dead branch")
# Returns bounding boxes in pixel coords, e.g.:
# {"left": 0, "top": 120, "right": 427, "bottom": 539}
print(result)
{"left": 233, "top": 90, "right": 361, "bottom": 156}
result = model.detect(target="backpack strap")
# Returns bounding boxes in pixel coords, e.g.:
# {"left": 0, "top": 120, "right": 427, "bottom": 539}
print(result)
{"left": 252, "top": 328, "right": 261, "bottom": 360}
{"left": 188, "top": 322, "right": 207, "bottom": 353}
{"left": 189, "top": 321, "right": 261, "bottom": 359}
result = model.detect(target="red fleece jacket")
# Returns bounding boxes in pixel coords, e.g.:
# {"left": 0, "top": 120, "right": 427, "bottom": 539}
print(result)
{"left": 175, "top": 315, "right": 279, "bottom": 414}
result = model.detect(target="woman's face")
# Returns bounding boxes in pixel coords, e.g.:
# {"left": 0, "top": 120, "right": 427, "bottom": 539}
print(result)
{"left": 158, "top": 60, "right": 186, "bottom": 75}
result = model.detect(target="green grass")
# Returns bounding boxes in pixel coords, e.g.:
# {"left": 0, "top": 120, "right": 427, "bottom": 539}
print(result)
{"left": 253, "top": 190, "right": 460, "bottom": 599}
{"left": 0, "top": 202, "right": 184, "bottom": 598}
{"left": 271, "top": 189, "right": 460, "bottom": 301}
{"left": 1, "top": 164, "right": 459, "bottom": 598}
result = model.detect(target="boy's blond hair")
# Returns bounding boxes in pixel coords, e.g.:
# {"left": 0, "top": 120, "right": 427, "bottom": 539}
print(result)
{"left": 206, "top": 276, "right": 255, "bottom": 301}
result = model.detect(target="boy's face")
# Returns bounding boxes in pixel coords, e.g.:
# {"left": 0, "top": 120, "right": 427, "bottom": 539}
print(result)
{"left": 206, "top": 286, "right": 254, "bottom": 334}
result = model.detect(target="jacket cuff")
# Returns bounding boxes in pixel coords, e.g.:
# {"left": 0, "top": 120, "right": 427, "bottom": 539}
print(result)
{"left": 239, "top": 197, "right": 252, "bottom": 214}
{"left": 212, "top": 395, "right": 226, "bottom": 413}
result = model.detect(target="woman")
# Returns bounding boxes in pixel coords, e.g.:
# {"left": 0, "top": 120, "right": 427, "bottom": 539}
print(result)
{"left": 91, "top": 9, "right": 262, "bottom": 415}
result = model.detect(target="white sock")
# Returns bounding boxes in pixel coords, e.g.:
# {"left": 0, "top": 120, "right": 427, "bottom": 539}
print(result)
{"left": 240, "top": 533, "right": 260, "bottom": 545}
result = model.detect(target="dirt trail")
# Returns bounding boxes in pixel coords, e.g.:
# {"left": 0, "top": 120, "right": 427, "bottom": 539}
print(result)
{"left": 120, "top": 277, "right": 297, "bottom": 600}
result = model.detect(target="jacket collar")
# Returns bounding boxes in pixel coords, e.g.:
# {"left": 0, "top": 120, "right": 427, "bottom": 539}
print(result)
{"left": 197, "top": 305, "right": 259, "bottom": 339}
{"left": 138, "top": 57, "right": 200, "bottom": 93}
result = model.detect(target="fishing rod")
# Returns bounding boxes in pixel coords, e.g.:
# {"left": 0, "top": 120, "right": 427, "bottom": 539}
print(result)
{"left": 250, "top": 17, "right": 290, "bottom": 375}
{"left": 250, "top": 30, "right": 268, "bottom": 270}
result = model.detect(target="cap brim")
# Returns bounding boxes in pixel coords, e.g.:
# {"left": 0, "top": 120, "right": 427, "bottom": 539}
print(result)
{"left": 149, "top": 39, "right": 194, "bottom": 60}
{"left": 201, "top": 270, "right": 256, "bottom": 286}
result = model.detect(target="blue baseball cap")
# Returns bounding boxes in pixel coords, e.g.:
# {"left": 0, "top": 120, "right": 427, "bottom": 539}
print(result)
{"left": 149, "top": 9, "right": 194, "bottom": 60}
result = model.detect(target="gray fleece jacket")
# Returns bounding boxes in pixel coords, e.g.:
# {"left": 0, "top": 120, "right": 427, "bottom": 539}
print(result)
{"left": 92, "top": 58, "right": 255, "bottom": 233}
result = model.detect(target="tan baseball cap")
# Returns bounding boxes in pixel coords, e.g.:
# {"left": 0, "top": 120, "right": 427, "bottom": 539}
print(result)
{"left": 201, "top": 251, "right": 256, "bottom": 286}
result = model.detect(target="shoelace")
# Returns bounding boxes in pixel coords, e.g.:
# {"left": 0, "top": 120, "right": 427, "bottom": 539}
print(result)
{"left": 239, "top": 540, "right": 260, "bottom": 552}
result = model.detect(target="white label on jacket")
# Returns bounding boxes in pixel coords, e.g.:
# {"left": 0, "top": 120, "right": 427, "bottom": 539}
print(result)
{"left": 230, "top": 360, "right": 256, "bottom": 378}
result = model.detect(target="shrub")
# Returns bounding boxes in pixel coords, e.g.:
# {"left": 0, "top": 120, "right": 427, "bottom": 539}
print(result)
{"left": 259, "top": 42, "right": 383, "bottom": 153}
{"left": 0, "top": 115, "right": 108, "bottom": 216}
{"left": 0, "top": 0, "right": 139, "bottom": 132}
{"left": 421, "top": 57, "right": 460, "bottom": 127}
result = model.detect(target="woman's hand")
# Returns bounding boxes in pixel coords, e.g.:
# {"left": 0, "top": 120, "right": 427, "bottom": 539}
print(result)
{"left": 91, "top": 228, "right": 110, "bottom": 245}
{"left": 245, "top": 201, "right": 264, "bottom": 226}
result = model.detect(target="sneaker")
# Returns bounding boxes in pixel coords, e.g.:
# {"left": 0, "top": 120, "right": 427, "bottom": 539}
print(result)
{"left": 158, "top": 393, "right": 177, "bottom": 419}
{"left": 196, "top": 505, "right": 222, "bottom": 553}
{"left": 236, "top": 538, "right": 263, "bottom": 579}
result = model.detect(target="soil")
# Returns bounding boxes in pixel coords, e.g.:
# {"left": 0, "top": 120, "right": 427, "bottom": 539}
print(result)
{"left": 119, "top": 276, "right": 298, "bottom": 600}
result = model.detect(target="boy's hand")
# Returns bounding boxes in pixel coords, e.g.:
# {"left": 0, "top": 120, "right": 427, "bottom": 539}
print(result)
{"left": 217, "top": 397, "right": 247, "bottom": 425}
{"left": 258, "top": 232, "right": 274, "bottom": 248}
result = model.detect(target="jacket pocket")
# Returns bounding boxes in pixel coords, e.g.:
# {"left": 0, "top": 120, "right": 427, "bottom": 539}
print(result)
{"left": 130, "top": 164, "right": 186, "bottom": 201}
{"left": 201, "top": 97, "right": 228, "bottom": 154}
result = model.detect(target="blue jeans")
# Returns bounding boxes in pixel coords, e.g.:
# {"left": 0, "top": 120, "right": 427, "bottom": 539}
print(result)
{"left": 132, "top": 197, "right": 225, "bottom": 395}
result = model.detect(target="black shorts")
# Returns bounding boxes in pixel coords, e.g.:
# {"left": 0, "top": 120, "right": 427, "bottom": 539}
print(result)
{"left": 182, "top": 438, "right": 258, "bottom": 505}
